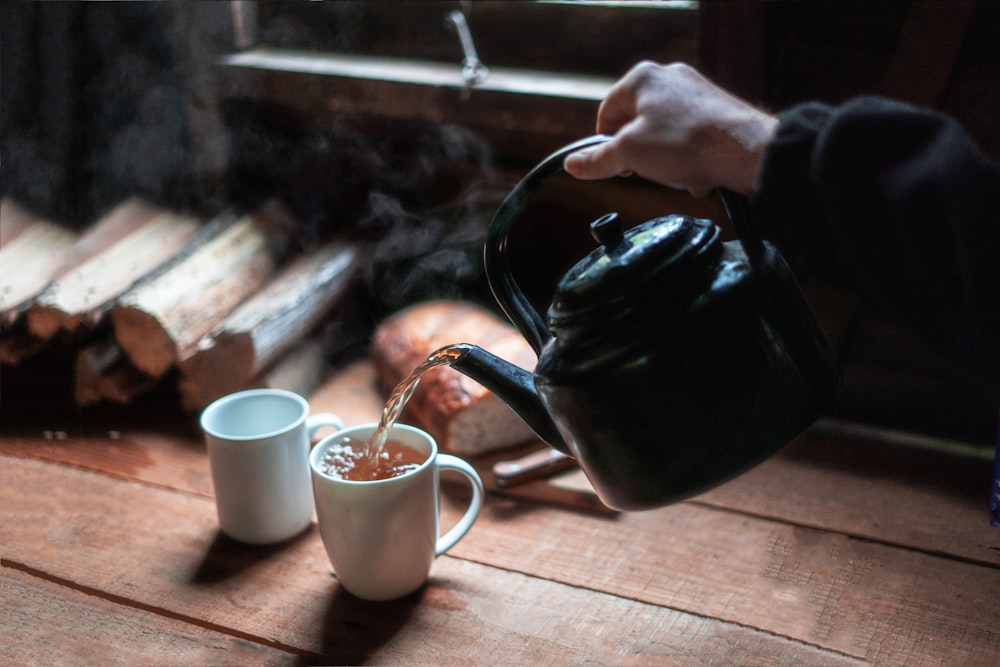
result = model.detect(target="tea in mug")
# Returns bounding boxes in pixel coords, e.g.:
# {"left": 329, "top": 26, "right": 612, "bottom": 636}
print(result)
{"left": 320, "top": 436, "right": 426, "bottom": 481}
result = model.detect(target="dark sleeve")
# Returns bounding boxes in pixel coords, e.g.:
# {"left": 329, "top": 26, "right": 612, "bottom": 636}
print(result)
{"left": 752, "top": 96, "right": 1000, "bottom": 391}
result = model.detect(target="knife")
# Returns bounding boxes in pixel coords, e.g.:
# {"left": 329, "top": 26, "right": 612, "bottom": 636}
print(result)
{"left": 491, "top": 447, "right": 576, "bottom": 488}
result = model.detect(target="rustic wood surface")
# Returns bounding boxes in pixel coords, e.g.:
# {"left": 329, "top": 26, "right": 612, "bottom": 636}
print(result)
{"left": 2, "top": 360, "right": 999, "bottom": 666}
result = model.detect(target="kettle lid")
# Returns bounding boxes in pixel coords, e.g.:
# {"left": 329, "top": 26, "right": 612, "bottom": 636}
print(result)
{"left": 549, "top": 212, "right": 721, "bottom": 327}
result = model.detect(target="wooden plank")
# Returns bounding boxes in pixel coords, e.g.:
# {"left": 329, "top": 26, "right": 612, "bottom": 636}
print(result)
{"left": 0, "top": 456, "right": 862, "bottom": 666}
{"left": 0, "top": 430, "right": 207, "bottom": 496}
{"left": 696, "top": 422, "right": 998, "bottom": 560}
{"left": 1, "top": 567, "right": 298, "bottom": 666}
{"left": 5, "top": 432, "right": 1000, "bottom": 664}
{"left": 441, "top": 494, "right": 1000, "bottom": 665}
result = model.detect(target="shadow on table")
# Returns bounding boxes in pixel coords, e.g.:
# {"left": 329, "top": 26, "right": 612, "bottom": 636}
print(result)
{"left": 190, "top": 527, "right": 317, "bottom": 584}
{"left": 298, "top": 579, "right": 422, "bottom": 666}
{"left": 785, "top": 427, "right": 993, "bottom": 509}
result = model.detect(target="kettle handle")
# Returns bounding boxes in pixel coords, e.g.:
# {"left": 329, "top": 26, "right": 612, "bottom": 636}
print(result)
{"left": 717, "top": 186, "right": 765, "bottom": 264}
{"left": 484, "top": 134, "right": 761, "bottom": 355}
{"left": 485, "top": 136, "right": 611, "bottom": 354}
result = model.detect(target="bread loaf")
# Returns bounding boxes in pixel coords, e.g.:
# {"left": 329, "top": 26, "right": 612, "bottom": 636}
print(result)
{"left": 371, "top": 300, "right": 540, "bottom": 456}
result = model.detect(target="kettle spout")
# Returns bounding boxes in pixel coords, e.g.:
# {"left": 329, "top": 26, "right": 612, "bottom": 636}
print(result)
{"left": 448, "top": 344, "right": 569, "bottom": 454}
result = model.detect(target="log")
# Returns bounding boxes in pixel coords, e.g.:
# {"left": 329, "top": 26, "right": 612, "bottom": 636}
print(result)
{"left": 110, "top": 202, "right": 291, "bottom": 380}
{"left": 74, "top": 340, "right": 157, "bottom": 406}
{"left": 176, "top": 241, "right": 357, "bottom": 410}
{"left": 0, "top": 198, "right": 43, "bottom": 245}
{"left": 76, "top": 334, "right": 332, "bottom": 411}
{"left": 27, "top": 199, "right": 200, "bottom": 340}
{"left": 257, "top": 336, "right": 330, "bottom": 402}
{"left": 0, "top": 328, "right": 52, "bottom": 366}
{"left": 0, "top": 206, "right": 78, "bottom": 330}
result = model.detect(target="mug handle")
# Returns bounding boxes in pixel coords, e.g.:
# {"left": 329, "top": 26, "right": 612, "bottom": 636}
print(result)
{"left": 434, "top": 454, "right": 485, "bottom": 556}
{"left": 306, "top": 413, "right": 344, "bottom": 443}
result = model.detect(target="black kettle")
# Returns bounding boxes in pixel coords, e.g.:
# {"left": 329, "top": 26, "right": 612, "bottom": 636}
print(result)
{"left": 448, "top": 135, "right": 841, "bottom": 510}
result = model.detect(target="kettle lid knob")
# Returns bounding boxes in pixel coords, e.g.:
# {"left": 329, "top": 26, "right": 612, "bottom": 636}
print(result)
{"left": 549, "top": 213, "right": 722, "bottom": 328}
{"left": 590, "top": 213, "right": 625, "bottom": 251}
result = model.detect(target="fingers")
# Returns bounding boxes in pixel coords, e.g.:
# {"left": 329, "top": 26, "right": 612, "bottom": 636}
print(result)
{"left": 564, "top": 61, "right": 775, "bottom": 197}
{"left": 594, "top": 62, "right": 662, "bottom": 136}
{"left": 594, "top": 92, "right": 634, "bottom": 137}
{"left": 563, "top": 142, "right": 629, "bottom": 181}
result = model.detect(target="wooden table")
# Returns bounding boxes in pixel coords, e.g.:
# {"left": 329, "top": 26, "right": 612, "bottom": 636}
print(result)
{"left": 3, "top": 360, "right": 1000, "bottom": 666}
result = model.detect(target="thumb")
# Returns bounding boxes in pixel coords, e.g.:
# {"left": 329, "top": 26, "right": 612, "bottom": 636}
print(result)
{"left": 563, "top": 143, "right": 627, "bottom": 181}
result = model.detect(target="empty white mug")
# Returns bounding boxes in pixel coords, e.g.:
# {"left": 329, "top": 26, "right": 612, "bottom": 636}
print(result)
{"left": 310, "top": 423, "right": 484, "bottom": 601}
{"left": 201, "top": 388, "right": 343, "bottom": 544}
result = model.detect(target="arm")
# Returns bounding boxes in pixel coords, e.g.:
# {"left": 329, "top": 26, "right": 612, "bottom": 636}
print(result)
{"left": 756, "top": 97, "right": 1000, "bottom": 388}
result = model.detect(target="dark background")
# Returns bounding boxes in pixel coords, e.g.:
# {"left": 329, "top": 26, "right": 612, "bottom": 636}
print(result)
{"left": 2, "top": 0, "right": 998, "bottom": 443}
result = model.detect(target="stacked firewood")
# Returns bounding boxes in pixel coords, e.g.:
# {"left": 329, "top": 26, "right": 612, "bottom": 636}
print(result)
{"left": 0, "top": 196, "right": 360, "bottom": 411}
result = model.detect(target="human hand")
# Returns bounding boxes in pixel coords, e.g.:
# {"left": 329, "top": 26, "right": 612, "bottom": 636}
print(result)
{"left": 563, "top": 62, "right": 778, "bottom": 197}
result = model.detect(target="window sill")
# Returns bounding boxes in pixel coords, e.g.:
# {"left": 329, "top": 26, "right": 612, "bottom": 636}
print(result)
{"left": 218, "top": 48, "right": 615, "bottom": 162}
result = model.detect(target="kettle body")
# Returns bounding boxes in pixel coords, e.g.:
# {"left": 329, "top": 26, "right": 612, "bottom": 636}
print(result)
{"left": 451, "top": 135, "right": 841, "bottom": 510}
{"left": 535, "top": 233, "right": 838, "bottom": 509}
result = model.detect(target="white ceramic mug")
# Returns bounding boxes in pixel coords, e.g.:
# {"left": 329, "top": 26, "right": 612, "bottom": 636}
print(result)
{"left": 200, "top": 388, "right": 343, "bottom": 545}
{"left": 310, "top": 423, "right": 484, "bottom": 601}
